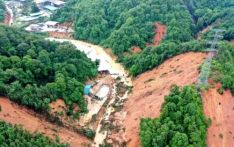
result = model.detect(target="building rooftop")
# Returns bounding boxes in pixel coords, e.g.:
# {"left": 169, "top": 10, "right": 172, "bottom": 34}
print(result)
{"left": 50, "top": 0, "right": 65, "bottom": 6}
{"left": 19, "top": 16, "right": 40, "bottom": 22}
{"left": 36, "top": 0, "right": 65, "bottom": 6}
{"left": 44, "top": 5, "right": 57, "bottom": 11}
{"left": 30, "top": 11, "right": 44, "bottom": 17}
{"left": 45, "top": 21, "right": 59, "bottom": 26}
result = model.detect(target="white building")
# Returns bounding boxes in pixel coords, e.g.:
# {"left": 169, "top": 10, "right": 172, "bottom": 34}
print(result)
{"left": 35, "top": 0, "right": 65, "bottom": 9}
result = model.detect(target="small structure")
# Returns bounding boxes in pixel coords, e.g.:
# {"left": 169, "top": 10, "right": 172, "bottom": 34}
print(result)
{"left": 45, "top": 21, "right": 59, "bottom": 28}
{"left": 50, "top": 0, "right": 66, "bottom": 7}
{"left": 36, "top": 0, "right": 65, "bottom": 9}
{"left": 25, "top": 24, "right": 42, "bottom": 31}
{"left": 84, "top": 85, "right": 92, "bottom": 95}
{"left": 95, "top": 85, "right": 110, "bottom": 100}
{"left": 30, "top": 11, "right": 44, "bottom": 17}
{"left": 44, "top": 5, "right": 57, "bottom": 11}
{"left": 19, "top": 16, "right": 40, "bottom": 22}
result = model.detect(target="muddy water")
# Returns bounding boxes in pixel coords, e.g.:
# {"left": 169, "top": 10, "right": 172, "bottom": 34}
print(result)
{"left": 47, "top": 38, "right": 132, "bottom": 86}
{"left": 47, "top": 38, "right": 132, "bottom": 146}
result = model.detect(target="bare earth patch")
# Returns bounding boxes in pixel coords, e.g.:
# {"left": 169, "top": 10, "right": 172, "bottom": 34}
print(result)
{"left": 202, "top": 83, "right": 234, "bottom": 147}
{"left": 130, "top": 22, "right": 166, "bottom": 54}
{"left": 3, "top": 11, "right": 11, "bottom": 25}
{"left": 131, "top": 46, "right": 142, "bottom": 54}
{"left": 149, "top": 23, "right": 167, "bottom": 46}
{"left": 0, "top": 97, "right": 91, "bottom": 147}
{"left": 48, "top": 32, "right": 73, "bottom": 39}
{"left": 153, "top": 23, "right": 166, "bottom": 46}
{"left": 123, "top": 52, "right": 207, "bottom": 147}
{"left": 230, "top": 40, "right": 234, "bottom": 45}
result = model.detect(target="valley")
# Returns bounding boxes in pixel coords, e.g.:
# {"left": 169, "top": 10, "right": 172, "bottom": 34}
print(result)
{"left": 0, "top": 0, "right": 234, "bottom": 147}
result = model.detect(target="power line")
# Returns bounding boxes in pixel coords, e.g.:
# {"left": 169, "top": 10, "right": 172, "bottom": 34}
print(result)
{"left": 197, "top": 29, "right": 225, "bottom": 89}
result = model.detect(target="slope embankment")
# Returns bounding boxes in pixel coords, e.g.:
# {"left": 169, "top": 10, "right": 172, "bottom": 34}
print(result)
{"left": 123, "top": 52, "right": 208, "bottom": 147}
{"left": 0, "top": 97, "right": 91, "bottom": 147}
{"left": 202, "top": 83, "right": 234, "bottom": 147}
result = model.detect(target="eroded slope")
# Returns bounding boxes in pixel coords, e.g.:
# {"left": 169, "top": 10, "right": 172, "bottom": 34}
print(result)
{"left": 123, "top": 52, "right": 207, "bottom": 147}
{"left": 203, "top": 83, "right": 234, "bottom": 147}
{"left": 0, "top": 97, "right": 91, "bottom": 147}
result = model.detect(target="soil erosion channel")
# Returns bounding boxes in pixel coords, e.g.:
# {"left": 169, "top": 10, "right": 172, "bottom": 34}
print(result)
{"left": 203, "top": 83, "right": 234, "bottom": 147}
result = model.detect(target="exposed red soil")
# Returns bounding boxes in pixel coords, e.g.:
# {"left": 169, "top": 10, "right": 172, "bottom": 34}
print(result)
{"left": 123, "top": 52, "right": 208, "bottom": 147}
{"left": 131, "top": 46, "right": 142, "bottom": 54}
{"left": 202, "top": 83, "right": 234, "bottom": 147}
{"left": 3, "top": 11, "right": 11, "bottom": 25}
{"left": 130, "top": 23, "right": 166, "bottom": 55}
{"left": 230, "top": 40, "right": 234, "bottom": 45}
{"left": 197, "top": 25, "right": 213, "bottom": 40}
{"left": 48, "top": 32, "right": 73, "bottom": 39}
{"left": 0, "top": 97, "right": 91, "bottom": 147}
{"left": 150, "top": 23, "right": 167, "bottom": 46}
{"left": 60, "top": 21, "right": 74, "bottom": 28}
{"left": 49, "top": 99, "right": 66, "bottom": 113}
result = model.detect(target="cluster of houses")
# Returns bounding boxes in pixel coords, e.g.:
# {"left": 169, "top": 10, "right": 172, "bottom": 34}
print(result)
{"left": 25, "top": 20, "right": 73, "bottom": 33}
{"left": 18, "top": 0, "right": 65, "bottom": 22}
{"left": 11, "top": 0, "right": 71, "bottom": 33}
{"left": 35, "top": 0, "right": 65, "bottom": 11}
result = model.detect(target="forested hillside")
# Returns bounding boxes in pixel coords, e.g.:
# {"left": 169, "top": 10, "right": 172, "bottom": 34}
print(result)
{"left": 211, "top": 42, "right": 234, "bottom": 94}
{"left": 0, "top": 25, "right": 97, "bottom": 113}
{"left": 0, "top": 0, "right": 5, "bottom": 22}
{"left": 0, "top": 120, "right": 67, "bottom": 147}
{"left": 183, "top": 0, "right": 234, "bottom": 40}
{"left": 140, "top": 86, "right": 208, "bottom": 147}
{"left": 52, "top": 0, "right": 234, "bottom": 76}
{"left": 53, "top": 0, "right": 194, "bottom": 54}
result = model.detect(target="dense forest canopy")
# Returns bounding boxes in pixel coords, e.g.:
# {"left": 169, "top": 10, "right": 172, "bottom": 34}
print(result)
{"left": 0, "top": 25, "right": 97, "bottom": 113}
{"left": 52, "top": 0, "right": 234, "bottom": 76}
{"left": 184, "top": 0, "right": 234, "bottom": 40}
{"left": 212, "top": 42, "right": 234, "bottom": 94}
{"left": 0, "top": 0, "right": 5, "bottom": 22}
{"left": 140, "top": 86, "right": 208, "bottom": 147}
{"left": 53, "top": 0, "right": 194, "bottom": 54}
{"left": 0, "top": 120, "right": 67, "bottom": 147}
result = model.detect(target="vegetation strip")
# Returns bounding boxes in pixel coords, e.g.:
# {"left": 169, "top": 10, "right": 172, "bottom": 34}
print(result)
{"left": 0, "top": 120, "right": 67, "bottom": 147}
{"left": 0, "top": 0, "right": 5, "bottom": 22}
{"left": 140, "top": 86, "right": 208, "bottom": 147}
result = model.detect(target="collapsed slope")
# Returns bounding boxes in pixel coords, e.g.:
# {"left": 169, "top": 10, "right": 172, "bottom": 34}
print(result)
{"left": 0, "top": 25, "right": 97, "bottom": 113}
{"left": 122, "top": 52, "right": 207, "bottom": 147}
{"left": 202, "top": 83, "right": 234, "bottom": 147}
{"left": 0, "top": 97, "right": 91, "bottom": 146}
{"left": 53, "top": 0, "right": 234, "bottom": 77}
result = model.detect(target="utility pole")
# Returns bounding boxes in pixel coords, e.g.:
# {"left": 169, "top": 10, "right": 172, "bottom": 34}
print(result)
{"left": 197, "top": 29, "right": 225, "bottom": 89}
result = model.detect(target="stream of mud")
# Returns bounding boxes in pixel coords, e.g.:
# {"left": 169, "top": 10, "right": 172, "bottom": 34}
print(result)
{"left": 47, "top": 38, "right": 132, "bottom": 146}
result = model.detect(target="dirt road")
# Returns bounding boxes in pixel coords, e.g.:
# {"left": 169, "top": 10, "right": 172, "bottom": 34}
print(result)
{"left": 0, "top": 97, "right": 91, "bottom": 146}
{"left": 202, "top": 83, "right": 234, "bottom": 147}
{"left": 123, "top": 52, "right": 207, "bottom": 147}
